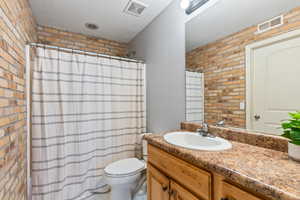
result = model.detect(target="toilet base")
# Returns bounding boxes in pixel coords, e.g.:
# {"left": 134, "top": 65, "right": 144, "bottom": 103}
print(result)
{"left": 104, "top": 158, "right": 146, "bottom": 200}
{"left": 110, "top": 184, "right": 132, "bottom": 200}
{"left": 106, "top": 174, "right": 140, "bottom": 200}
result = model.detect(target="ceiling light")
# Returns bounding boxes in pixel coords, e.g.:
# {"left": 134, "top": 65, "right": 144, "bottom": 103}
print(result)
{"left": 85, "top": 23, "right": 99, "bottom": 30}
{"left": 180, "top": 0, "right": 191, "bottom": 10}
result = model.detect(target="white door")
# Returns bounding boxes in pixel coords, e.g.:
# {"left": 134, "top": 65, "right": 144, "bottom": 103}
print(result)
{"left": 250, "top": 35, "right": 300, "bottom": 135}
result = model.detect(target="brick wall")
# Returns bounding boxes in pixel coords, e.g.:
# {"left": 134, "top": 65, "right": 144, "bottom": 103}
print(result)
{"left": 0, "top": 1, "right": 133, "bottom": 200}
{"left": 37, "top": 25, "right": 129, "bottom": 57}
{"left": 0, "top": 8, "right": 129, "bottom": 200}
{"left": 0, "top": 0, "right": 37, "bottom": 199}
{"left": 186, "top": 7, "right": 300, "bottom": 128}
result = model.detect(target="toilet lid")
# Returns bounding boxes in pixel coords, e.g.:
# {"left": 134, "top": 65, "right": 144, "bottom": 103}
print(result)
{"left": 104, "top": 158, "right": 145, "bottom": 177}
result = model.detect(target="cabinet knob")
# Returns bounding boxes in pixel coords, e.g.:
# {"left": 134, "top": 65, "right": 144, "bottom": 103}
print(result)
{"left": 254, "top": 114, "right": 261, "bottom": 120}
{"left": 162, "top": 185, "right": 168, "bottom": 192}
{"left": 169, "top": 189, "right": 177, "bottom": 196}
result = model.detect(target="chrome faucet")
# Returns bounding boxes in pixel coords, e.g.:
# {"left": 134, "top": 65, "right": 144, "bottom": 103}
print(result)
{"left": 196, "top": 123, "right": 215, "bottom": 137}
{"left": 216, "top": 120, "right": 225, "bottom": 127}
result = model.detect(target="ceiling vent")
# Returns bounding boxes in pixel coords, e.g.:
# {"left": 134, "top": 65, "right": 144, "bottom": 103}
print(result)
{"left": 124, "top": 0, "right": 148, "bottom": 17}
{"left": 257, "top": 15, "right": 283, "bottom": 34}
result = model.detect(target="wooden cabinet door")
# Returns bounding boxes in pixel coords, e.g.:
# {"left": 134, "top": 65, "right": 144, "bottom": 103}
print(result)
{"left": 147, "top": 164, "right": 170, "bottom": 200}
{"left": 170, "top": 180, "right": 200, "bottom": 200}
{"left": 148, "top": 145, "right": 212, "bottom": 200}
{"left": 221, "top": 182, "right": 263, "bottom": 200}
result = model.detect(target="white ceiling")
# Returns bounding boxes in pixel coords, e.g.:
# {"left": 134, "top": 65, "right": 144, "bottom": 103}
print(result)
{"left": 29, "top": 0, "right": 173, "bottom": 43}
{"left": 186, "top": 0, "right": 300, "bottom": 52}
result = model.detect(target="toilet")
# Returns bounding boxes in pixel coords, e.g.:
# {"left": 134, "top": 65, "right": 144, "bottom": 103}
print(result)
{"left": 104, "top": 139, "right": 148, "bottom": 200}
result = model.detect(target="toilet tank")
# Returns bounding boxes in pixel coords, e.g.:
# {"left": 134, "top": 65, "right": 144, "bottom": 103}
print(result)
{"left": 139, "top": 133, "right": 151, "bottom": 161}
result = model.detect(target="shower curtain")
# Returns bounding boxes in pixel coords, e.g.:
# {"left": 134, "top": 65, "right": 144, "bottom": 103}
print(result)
{"left": 185, "top": 71, "right": 204, "bottom": 124}
{"left": 31, "top": 47, "right": 146, "bottom": 200}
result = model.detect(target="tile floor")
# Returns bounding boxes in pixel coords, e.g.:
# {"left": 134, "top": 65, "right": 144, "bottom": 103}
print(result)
{"left": 95, "top": 193, "right": 110, "bottom": 200}
{"left": 95, "top": 193, "right": 146, "bottom": 200}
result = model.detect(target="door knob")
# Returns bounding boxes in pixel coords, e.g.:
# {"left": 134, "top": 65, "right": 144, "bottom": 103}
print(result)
{"left": 254, "top": 114, "right": 261, "bottom": 120}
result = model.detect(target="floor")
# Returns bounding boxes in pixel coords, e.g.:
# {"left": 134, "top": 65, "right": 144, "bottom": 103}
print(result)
{"left": 95, "top": 192, "right": 146, "bottom": 200}
{"left": 94, "top": 177, "right": 147, "bottom": 200}
{"left": 95, "top": 193, "right": 110, "bottom": 200}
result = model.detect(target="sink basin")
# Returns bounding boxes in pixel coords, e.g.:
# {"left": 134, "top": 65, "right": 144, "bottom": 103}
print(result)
{"left": 163, "top": 132, "right": 232, "bottom": 151}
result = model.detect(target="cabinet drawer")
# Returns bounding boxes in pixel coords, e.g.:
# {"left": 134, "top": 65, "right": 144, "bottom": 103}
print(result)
{"left": 222, "top": 181, "right": 263, "bottom": 200}
{"left": 148, "top": 145, "right": 212, "bottom": 200}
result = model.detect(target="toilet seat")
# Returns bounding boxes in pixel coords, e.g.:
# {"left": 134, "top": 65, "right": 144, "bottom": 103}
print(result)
{"left": 104, "top": 158, "right": 146, "bottom": 178}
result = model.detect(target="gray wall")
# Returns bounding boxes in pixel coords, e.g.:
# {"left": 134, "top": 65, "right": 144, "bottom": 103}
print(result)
{"left": 129, "top": 0, "right": 186, "bottom": 133}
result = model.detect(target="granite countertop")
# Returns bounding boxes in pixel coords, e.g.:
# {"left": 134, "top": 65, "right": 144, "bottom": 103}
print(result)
{"left": 144, "top": 131, "right": 300, "bottom": 200}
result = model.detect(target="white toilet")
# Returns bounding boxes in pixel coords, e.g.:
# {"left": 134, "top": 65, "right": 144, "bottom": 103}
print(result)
{"left": 104, "top": 140, "right": 148, "bottom": 200}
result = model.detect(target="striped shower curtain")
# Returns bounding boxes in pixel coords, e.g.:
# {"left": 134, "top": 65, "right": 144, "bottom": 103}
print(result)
{"left": 31, "top": 47, "right": 146, "bottom": 200}
{"left": 185, "top": 71, "right": 204, "bottom": 124}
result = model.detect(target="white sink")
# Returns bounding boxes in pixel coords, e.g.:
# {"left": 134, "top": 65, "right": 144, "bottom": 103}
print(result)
{"left": 164, "top": 132, "right": 232, "bottom": 151}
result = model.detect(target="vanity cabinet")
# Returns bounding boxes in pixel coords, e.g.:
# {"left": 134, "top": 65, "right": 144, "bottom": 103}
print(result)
{"left": 147, "top": 144, "right": 265, "bottom": 200}
{"left": 147, "top": 164, "right": 169, "bottom": 200}
{"left": 170, "top": 181, "right": 200, "bottom": 200}
{"left": 147, "top": 164, "right": 200, "bottom": 200}
{"left": 221, "top": 181, "right": 262, "bottom": 200}
{"left": 148, "top": 143, "right": 211, "bottom": 200}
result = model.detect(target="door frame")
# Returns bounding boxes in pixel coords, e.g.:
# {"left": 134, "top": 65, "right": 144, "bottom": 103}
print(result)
{"left": 245, "top": 29, "right": 300, "bottom": 131}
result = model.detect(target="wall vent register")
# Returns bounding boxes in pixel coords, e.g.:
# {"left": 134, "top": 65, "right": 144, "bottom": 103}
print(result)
{"left": 124, "top": 0, "right": 148, "bottom": 17}
{"left": 257, "top": 15, "right": 283, "bottom": 33}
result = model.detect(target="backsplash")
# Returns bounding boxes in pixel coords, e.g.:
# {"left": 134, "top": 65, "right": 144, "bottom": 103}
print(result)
{"left": 181, "top": 122, "right": 288, "bottom": 152}
{"left": 186, "top": 6, "right": 300, "bottom": 128}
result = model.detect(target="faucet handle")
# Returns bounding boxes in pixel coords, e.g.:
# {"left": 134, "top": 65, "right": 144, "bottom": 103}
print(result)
{"left": 216, "top": 120, "right": 225, "bottom": 127}
{"left": 196, "top": 128, "right": 202, "bottom": 133}
{"left": 202, "top": 123, "right": 208, "bottom": 132}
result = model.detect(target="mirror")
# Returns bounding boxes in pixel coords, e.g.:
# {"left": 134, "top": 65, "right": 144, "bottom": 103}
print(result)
{"left": 185, "top": 0, "right": 300, "bottom": 135}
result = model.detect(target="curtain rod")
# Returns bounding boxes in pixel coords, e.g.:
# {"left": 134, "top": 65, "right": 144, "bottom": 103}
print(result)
{"left": 27, "top": 43, "right": 145, "bottom": 64}
{"left": 186, "top": 68, "right": 203, "bottom": 73}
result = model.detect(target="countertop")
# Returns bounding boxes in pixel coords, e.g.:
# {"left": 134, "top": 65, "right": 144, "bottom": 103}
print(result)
{"left": 144, "top": 131, "right": 300, "bottom": 200}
